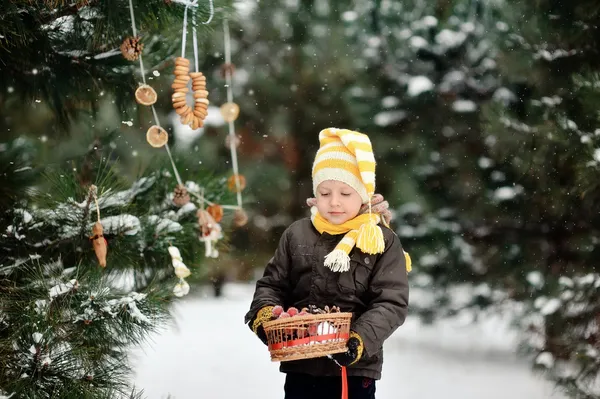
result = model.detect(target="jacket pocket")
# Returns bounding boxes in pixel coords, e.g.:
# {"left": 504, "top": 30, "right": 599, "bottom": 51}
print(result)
{"left": 337, "top": 253, "right": 374, "bottom": 296}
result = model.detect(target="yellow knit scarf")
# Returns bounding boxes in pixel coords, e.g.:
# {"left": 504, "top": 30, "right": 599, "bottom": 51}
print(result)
{"left": 311, "top": 208, "right": 385, "bottom": 272}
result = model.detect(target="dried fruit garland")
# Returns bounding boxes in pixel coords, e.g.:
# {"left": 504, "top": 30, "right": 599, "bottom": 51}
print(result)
{"left": 171, "top": 57, "right": 209, "bottom": 130}
{"left": 121, "top": 1, "right": 248, "bottom": 273}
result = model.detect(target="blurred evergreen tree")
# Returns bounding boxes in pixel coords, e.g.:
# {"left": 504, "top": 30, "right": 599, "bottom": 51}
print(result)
{"left": 343, "top": 0, "right": 600, "bottom": 397}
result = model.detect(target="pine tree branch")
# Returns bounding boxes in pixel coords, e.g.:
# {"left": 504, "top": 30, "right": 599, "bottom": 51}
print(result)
{"left": 79, "top": 185, "right": 96, "bottom": 239}
{"left": 36, "top": 0, "right": 99, "bottom": 27}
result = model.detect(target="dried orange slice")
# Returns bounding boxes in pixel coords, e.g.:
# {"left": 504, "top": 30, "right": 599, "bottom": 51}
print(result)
{"left": 227, "top": 174, "right": 246, "bottom": 192}
{"left": 146, "top": 125, "right": 168, "bottom": 148}
{"left": 207, "top": 204, "right": 224, "bottom": 223}
{"left": 135, "top": 84, "right": 157, "bottom": 106}
{"left": 220, "top": 102, "right": 240, "bottom": 122}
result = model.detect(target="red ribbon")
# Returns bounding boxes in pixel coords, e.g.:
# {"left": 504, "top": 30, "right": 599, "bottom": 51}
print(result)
{"left": 268, "top": 332, "right": 349, "bottom": 350}
{"left": 341, "top": 366, "right": 348, "bottom": 399}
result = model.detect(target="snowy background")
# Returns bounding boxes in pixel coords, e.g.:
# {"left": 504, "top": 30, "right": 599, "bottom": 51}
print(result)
{"left": 131, "top": 283, "right": 566, "bottom": 399}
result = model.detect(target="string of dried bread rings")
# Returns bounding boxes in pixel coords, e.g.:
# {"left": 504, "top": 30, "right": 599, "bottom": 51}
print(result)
{"left": 171, "top": 57, "right": 209, "bottom": 130}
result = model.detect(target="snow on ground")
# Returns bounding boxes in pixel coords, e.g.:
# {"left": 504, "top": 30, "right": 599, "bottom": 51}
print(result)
{"left": 131, "top": 283, "right": 565, "bottom": 399}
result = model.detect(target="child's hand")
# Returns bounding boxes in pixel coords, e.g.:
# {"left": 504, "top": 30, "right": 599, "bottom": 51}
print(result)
{"left": 331, "top": 331, "right": 364, "bottom": 366}
{"left": 251, "top": 305, "right": 276, "bottom": 345}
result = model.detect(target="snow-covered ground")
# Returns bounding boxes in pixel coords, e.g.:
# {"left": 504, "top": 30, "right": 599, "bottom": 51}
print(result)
{"left": 131, "top": 283, "right": 565, "bottom": 399}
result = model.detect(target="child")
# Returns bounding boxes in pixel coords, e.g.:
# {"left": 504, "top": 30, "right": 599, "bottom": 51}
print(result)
{"left": 245, "top": 128, "right": 410, "bottom": 399}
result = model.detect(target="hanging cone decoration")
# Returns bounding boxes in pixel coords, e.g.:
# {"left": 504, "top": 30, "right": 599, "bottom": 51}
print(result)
{"left": 225, "top": 134, "right": 241, "bottom": 149}
{"left": 90, "top": 221, "right": 107, "bottom": 267}
{"left": 220, "top": 62, "right": 236, "bottom": 78}
{"left": 233, "top": 208, "right": 248, "bottom": 227}
{"left": 120, "top": 36, "right": 144, "bottom": 61}
{"left": 173, "top": 184, "right": 190, "bottom": 207}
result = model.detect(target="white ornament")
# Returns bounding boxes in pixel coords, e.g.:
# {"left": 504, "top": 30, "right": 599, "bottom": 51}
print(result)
{"left": 173, "top": 263, "right": 191, "bottom": 279}
{"left": 168, "top": 246, "right": 182, "bottom": 260}
{"left": 168, "top": 245, "right": 191, "bottom": 296}
{"left": 173, "top": 280, "right": 190, "bottom": 297}
{"left": 199, "top": 223, "right": 223, "bottom": 258}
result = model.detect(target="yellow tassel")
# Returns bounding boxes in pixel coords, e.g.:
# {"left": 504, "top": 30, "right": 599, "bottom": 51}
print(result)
{"left": 356, "top": 220, "right": 385, "bottom": 255}
{"left": 404, "top": 251, "right": 412, "bottom": 272}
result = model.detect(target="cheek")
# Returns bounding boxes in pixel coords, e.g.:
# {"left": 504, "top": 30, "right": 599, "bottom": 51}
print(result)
{"left": 315, "top": 198, "right": 327, "bottom": 211}
{"left": 345, "top": 198, "right": 362, "bottom": 214}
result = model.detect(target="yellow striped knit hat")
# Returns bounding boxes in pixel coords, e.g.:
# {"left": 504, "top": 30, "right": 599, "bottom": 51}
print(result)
{"left": 312, "top": 128, "right": 385, "bottom": 272}
{"left": 312, "top": 128, "right": 375, "bottom": 203}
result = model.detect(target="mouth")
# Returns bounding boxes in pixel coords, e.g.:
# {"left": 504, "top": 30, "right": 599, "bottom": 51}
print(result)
{"left": 328, "top": 212, "right": 344, "bottom": 215}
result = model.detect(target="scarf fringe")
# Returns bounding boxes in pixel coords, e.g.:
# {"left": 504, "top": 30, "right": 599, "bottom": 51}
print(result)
{"left": 324, "top": 249, "right": 351, "bottom": 272}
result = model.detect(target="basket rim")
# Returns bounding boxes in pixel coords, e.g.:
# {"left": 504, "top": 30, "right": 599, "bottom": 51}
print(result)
{"left": 263, "top": 312, "right": 353, "bottom": 329}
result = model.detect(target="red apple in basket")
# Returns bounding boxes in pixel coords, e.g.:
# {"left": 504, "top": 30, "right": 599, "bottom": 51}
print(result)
{"left": 279, "top": 311, "right": 290, "bottom": 319}
{"left": 287, "top": 307, "right": 298, "bottom": 317}
{"left": 296, "top": 327, "right": 308, "bottom": 338}
{"left": 278, "top": 312, "right": 294, "bottom": 335}
{"left": 308, "top": 323, "right": 319, "bottom": 336}
{"left": 272, "top": 305, "right": 284, "bottom": 318}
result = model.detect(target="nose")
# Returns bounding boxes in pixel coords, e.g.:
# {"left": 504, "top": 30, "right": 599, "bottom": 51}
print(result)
{"left": 330, "top": 193, "right": 341, "bottom": 207}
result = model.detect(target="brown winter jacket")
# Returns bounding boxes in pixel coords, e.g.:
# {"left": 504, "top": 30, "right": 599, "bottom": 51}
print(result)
{"left": 244, "top": 217, "right": 409, "bottom": 380}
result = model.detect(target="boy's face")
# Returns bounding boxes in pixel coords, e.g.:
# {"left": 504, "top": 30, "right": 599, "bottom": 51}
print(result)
{"left": 316, "top": 180, "right": 363, "bottom": 225}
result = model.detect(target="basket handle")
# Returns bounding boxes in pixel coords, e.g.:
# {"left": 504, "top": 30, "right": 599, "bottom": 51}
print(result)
{"left": 341, "top": 366, "right": 348, "bottom": 399}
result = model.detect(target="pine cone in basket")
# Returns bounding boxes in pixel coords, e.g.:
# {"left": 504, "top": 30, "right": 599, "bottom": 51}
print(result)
{"left": 306, "top": 304, "right": 342, "bottom": 314}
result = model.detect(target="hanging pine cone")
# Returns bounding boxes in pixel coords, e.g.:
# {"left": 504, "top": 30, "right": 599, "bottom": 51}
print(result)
{"left": 233, "top": 208, "right": 248, "bottom": 227}
{"left": 173, "top": 185, "right": 190, "bottom": 207}
{"left": 225, "top": 134, "right": 241, "bottom": 149}
{"left": 220, "top": 63, "right": 236, "bottom": 78}
{"left": 120, "top": 36, "right": 144, "bottom": 61}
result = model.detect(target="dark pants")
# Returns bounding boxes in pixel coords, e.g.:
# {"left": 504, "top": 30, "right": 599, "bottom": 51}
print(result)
{"left": 284, "top": 372, "right": 376, "bottom": 399}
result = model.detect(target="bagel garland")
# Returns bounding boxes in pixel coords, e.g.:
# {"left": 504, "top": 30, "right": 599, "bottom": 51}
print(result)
{"left": 172, "top": 57, "right": 209, "bottom": 130}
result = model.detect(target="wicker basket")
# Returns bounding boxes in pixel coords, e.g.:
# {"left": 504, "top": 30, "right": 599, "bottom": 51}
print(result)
{"left": 262, "top": 312, "right": 352, "bottom": 362}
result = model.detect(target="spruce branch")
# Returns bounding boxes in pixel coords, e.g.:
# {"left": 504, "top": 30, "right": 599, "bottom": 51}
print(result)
{"left": 35, "top": 0, "right": 99, "bottom": 27}
{"left": 79, "top": 184, "right": 97, "bottom": 240}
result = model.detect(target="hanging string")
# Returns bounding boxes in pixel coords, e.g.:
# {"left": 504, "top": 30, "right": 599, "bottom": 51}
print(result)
{"left": 192, "top": 8, "right": 199, "bottom": 72}
{"left": 181, "top": 4, "right": 190, "bottom": 58}
{"left": 172, "top": 0, "right": 213, "bottom": 24}
{"left": 223, "top": 19, "right": 243, "bottom": 208}
{"left": 189, "top": 191, "right": 239, "bottom": 210}
{"left": 202, "top": 0, "right": 214, "bottom": 24}
{"left": 163, "top": 144, "right": 184, "bottom": 186}
{"left": 127, "top": 0, "right": 183, "bottom": 186}
{"left": 179, "top": 3, "right": 200, "bottom": 71}
{"left": 128, "top": 0, "right": 146, "bottom": 85}
{"left": 224, "top": 19, "right": 233, "bottom": 103}
{"left": 94, "top": 195, "right": 101, "bottom": 222}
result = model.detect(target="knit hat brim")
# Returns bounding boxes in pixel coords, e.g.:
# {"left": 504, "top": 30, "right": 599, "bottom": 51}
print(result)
{"left": 312, "top": 168, "right": 369, "bottom": 204}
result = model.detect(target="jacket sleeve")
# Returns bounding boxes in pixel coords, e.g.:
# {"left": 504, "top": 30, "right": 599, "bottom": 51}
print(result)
{"left": 244, "top": 227, "right": 292, "bottom": 327}
{"left": 351, "top": 232, "right": 409, "bottom": 358}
